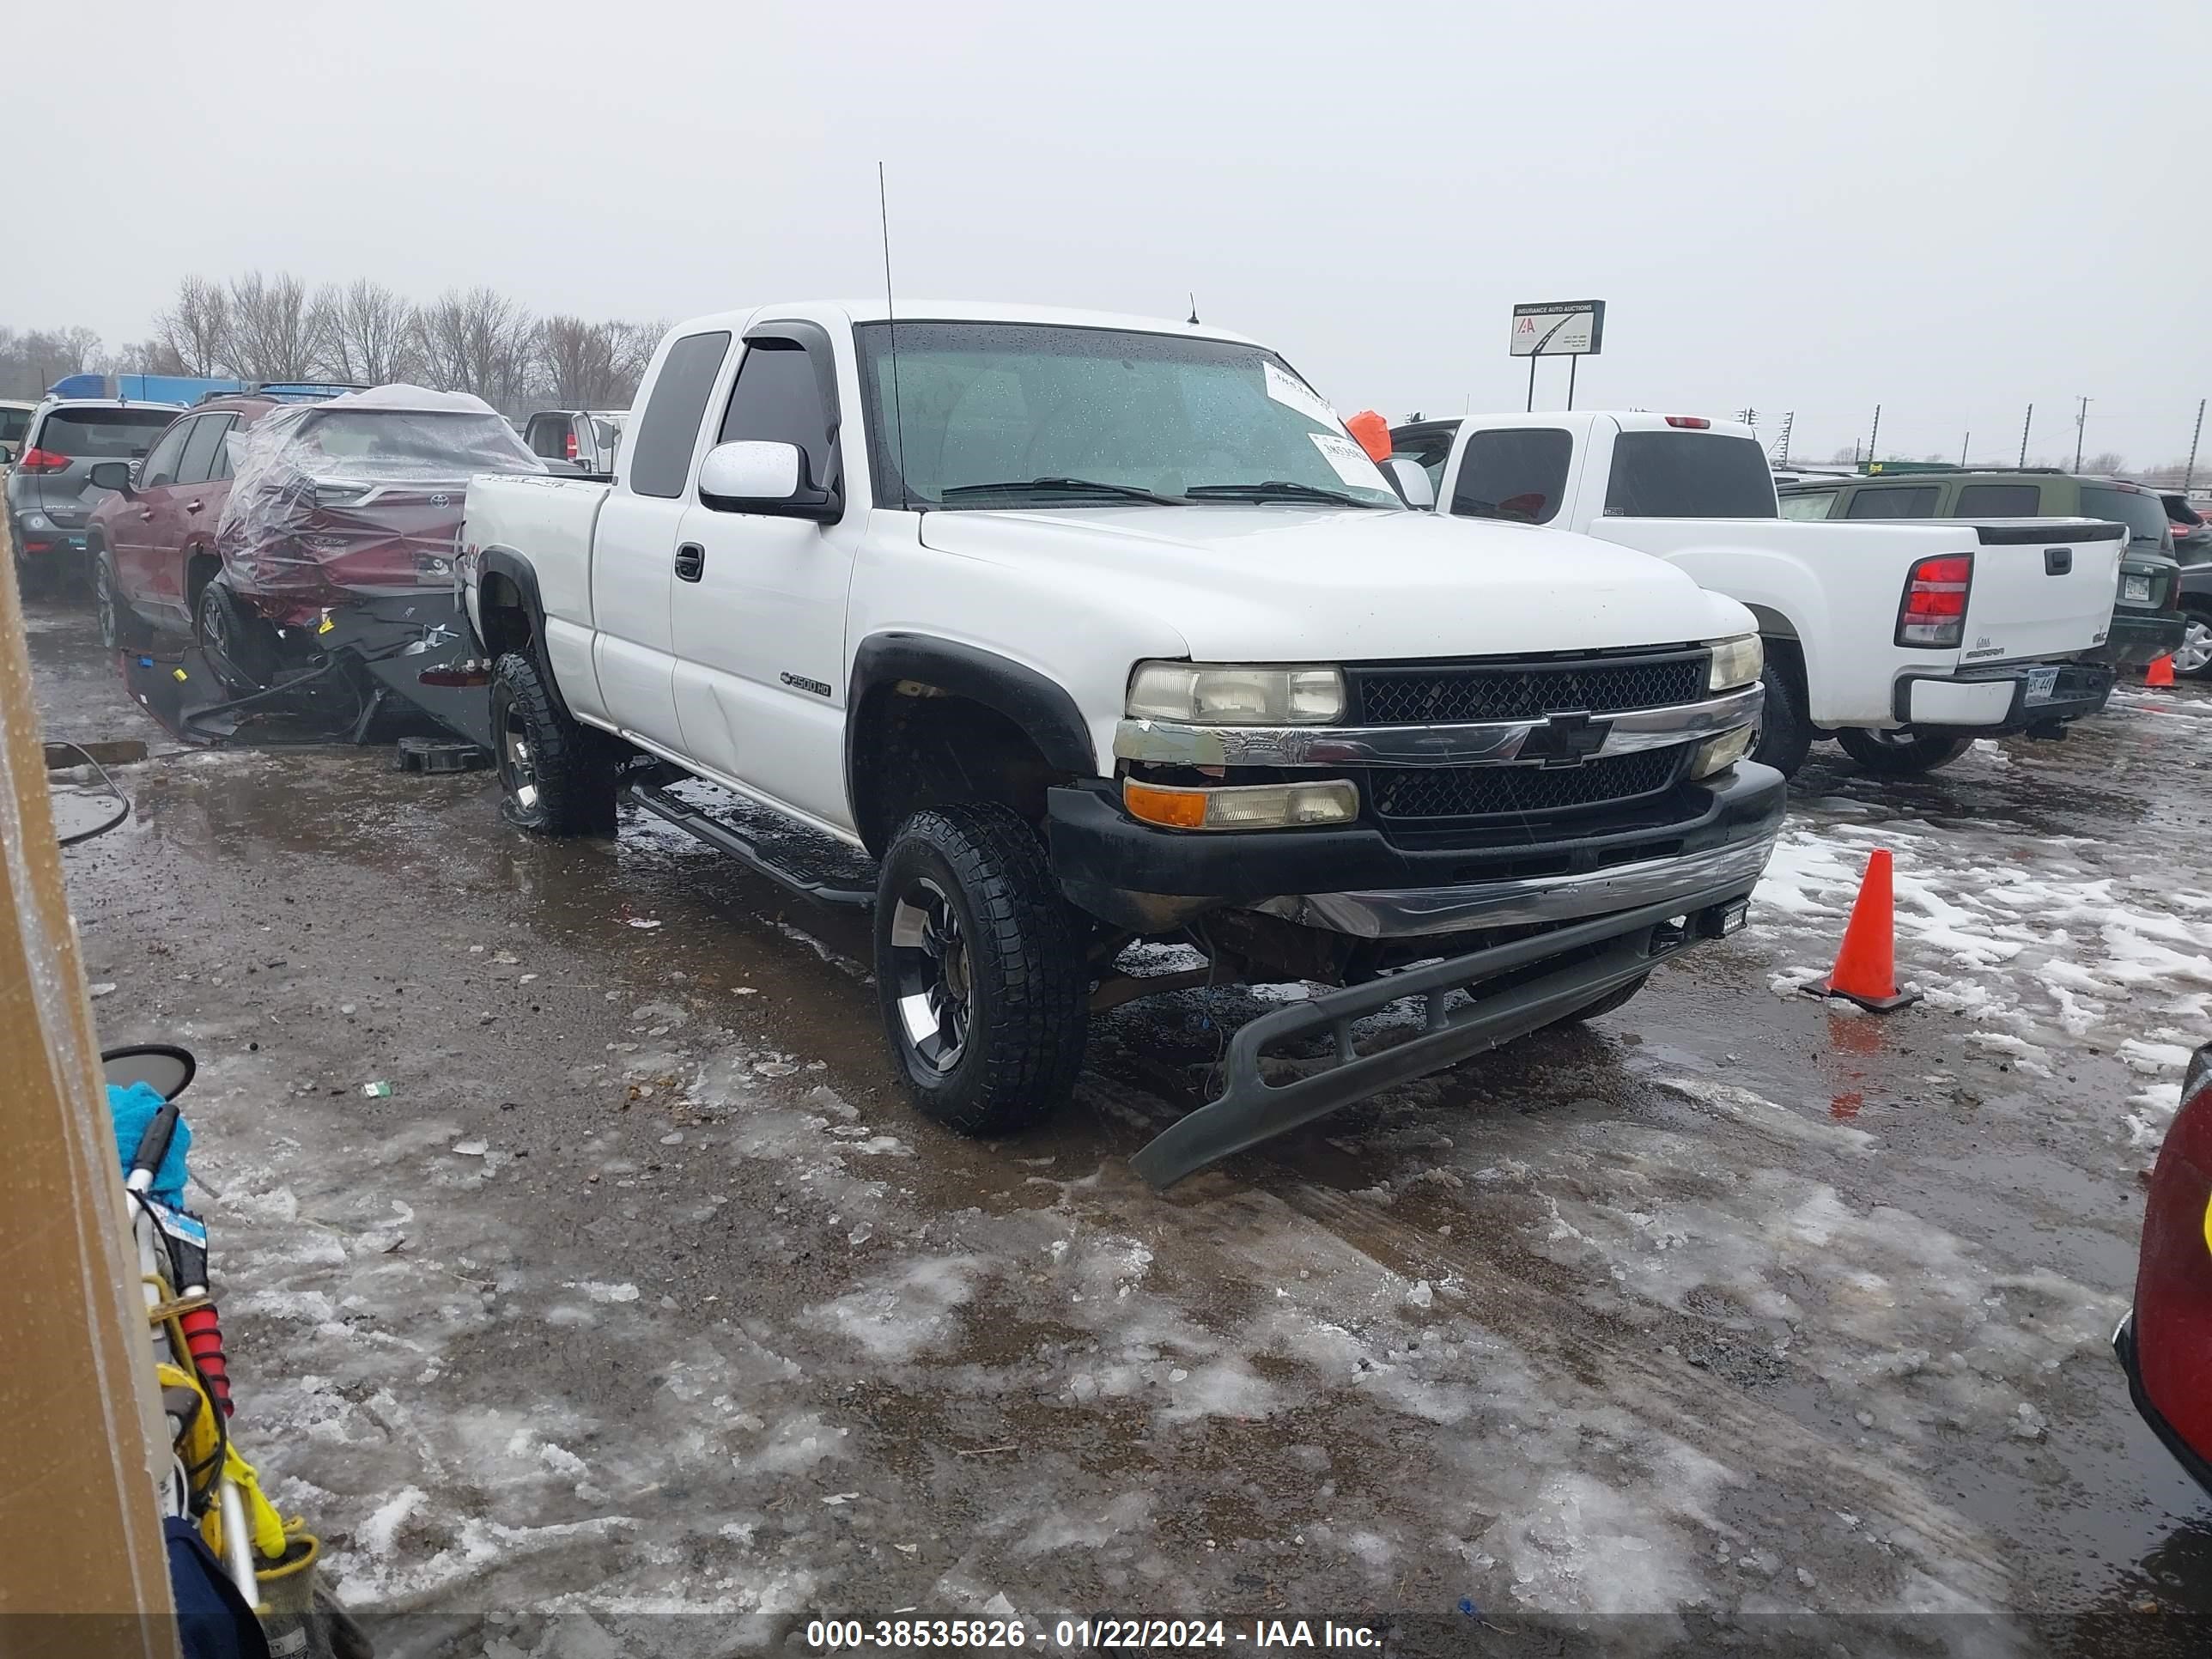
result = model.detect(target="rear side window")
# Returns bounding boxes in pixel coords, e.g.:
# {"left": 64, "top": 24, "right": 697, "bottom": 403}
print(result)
{"left": 718, "top": 340, "right": 834, "bottom": 487}
{"left": 628, "top": 332, "right": 731, "bottom": 498}
{"left": 137, "top": 421, "right": 193, "bottom": 489}
{"left": 35, "top": 406, "right": 178, "bottom": 459}
{"left": 524, "top": 415, "right": 569, "bottom": 459}
{"left": 1844, "top": 486, "right": 1939, "bottom": 519}
{"left": 1778, "top": 489, "right": 1837, "bottom": 520}
{"left": 1604, "top": 432, "right": 1776, "bottom": 518}
{"left": 1954, "top": 483, "right": 2042, "bottom": 517}
{"left": 178, "top": 416, "right": 233, "bottom": 486}
{"left": 1449, "top": 428, "right": 1571, "bottom": 524}
{"left": 2081, "top": 484, "right": 2172, "bottom": 546}
{"left": 0, "top": 409, "right": 28, "bottom": 445}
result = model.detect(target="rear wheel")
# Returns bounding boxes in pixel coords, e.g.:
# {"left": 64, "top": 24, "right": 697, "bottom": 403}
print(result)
{"left": 489, "top": 651, "right": 619, "bottom": 835}
{"left": 92, "top": 548, "right": 151, "bottom": 649}
{"left": 2174, "top": 612, "right": 2212, "bottom": 681}
{"left": 194, "top": 579, "right": 276, "bottom": 694}
{"left": 874, "top": 802, "right": 1088, "bottom": 1136}
{"left": 1747, "top": 647, "right": 1811, "bottom": 778}
{"left": 1837, "top": 726, "right": 1969, "bottom": 775}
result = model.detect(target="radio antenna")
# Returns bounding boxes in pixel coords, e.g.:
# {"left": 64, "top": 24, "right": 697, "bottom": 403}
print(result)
{"left": 1187, "top": 292, "right": 1200, "bottom": 326}
{"left": 878, "top": 161, "right": 910, "bottom": 509}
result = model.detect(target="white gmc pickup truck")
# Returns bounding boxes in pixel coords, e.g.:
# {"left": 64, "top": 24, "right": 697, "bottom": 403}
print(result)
{"left": 459, "top": 303, "right": 1784, "bottom": 1187}
{"left": 1387, "top": 413, "right": 2124, "bottom": 777}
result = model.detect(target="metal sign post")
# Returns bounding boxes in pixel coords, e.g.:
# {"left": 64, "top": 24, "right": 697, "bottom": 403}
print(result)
{"left": 1510, "top": 301, "right": 1606, "bottom": 412}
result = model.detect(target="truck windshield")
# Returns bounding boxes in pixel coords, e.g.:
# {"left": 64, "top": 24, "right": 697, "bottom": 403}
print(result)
{"left": 1603, "top": 431, "right": 1778, "bottom": 519}
{"left": 854, "top": 322, "right": 1399, "bottom": 509}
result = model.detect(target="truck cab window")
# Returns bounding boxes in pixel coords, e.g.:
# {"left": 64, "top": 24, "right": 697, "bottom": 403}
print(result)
{"left": 1450, "top": 428, "right": 1571, "bottom": 525}
{"left": 719, "top": 340, "right": 833, "bottom": 488}
{"left": 628, "top": 331, "right": 731, "bottom": 497}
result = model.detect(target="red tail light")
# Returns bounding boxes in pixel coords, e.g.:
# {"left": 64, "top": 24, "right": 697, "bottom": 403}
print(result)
{"left": 1897, "top": 554, "right": 1973, "bottom": 647}
{"left": 15, "top": 447, "right": 71, "bottom": 474}
{"left": 1663, "top": 416, "right": 1711, "bottom": 429}
{"left": 564, "top": 428, "right": 579, "bottom": 462}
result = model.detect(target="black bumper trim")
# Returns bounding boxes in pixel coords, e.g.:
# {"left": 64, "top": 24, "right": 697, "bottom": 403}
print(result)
{"left": 1888, "top": 661, "right": 2115, "bottom": 733}
{"left": 1129, "top": 883, "right": 1752, "bottom": 1190}
{"left": 2093, "top": 610, "right": 2188, "bottom": 667}
{"left": 1046, "top": 763, "right": 1785, "bottom": 905}
{"left": 2114, "top": 1314, "right": 2212, "bottom": 1500}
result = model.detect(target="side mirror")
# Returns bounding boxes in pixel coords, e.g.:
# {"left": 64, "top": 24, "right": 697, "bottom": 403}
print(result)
{"left": 1383, "top": 458, "right": 1436, "bottom": 510}
{"left": 87, "top": 460, "right": 136, "bottom": 495}
{"left": 697, "top": 440, "right": 839, "bottom": 522}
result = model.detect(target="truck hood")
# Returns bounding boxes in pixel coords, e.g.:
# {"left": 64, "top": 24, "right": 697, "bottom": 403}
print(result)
{"left": 915, "top": 505, "right": 1751, "bottom": 660}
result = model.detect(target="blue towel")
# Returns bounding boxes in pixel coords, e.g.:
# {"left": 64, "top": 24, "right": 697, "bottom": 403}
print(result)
{"left": 108, "top": 1080, "right": 191, "bottom": 1206}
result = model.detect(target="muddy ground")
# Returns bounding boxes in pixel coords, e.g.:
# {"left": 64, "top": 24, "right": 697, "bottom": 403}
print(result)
{"left": 28, "top": 596, "right": 2212, "bottom": 1656}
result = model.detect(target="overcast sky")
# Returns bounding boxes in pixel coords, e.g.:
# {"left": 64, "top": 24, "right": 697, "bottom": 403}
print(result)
{"left": 20, "top": 0, "right": 2209, "bottom": 465}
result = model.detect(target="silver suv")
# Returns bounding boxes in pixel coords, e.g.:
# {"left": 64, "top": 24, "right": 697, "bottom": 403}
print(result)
{"left": 6, "top": 398, "right": 181, "bottom": 592}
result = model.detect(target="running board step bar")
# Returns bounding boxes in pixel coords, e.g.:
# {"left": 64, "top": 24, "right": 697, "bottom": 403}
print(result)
{"left": 626, "top": 781, "right": 876, "bottom": 908}
{"left": 1129, "top": 884, "right": 1754, "bottom": 1191}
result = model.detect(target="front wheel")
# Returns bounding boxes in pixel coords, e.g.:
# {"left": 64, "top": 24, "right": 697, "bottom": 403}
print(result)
{"left": 489, "top": 651, "right": 618, "bottom": 835}
{"left": 1837, "top": 726, "right": 1969, "bottom": 775}
{"left": 92, "top": 548, "right": 151, "bottom": 650}
{"left": 1747, "top": 650, "right": 1811, "bottom": 778}
{"left": 2174, "top": 612, "right": 2212, "bottom": 681}
{"left": 874, "top": 803, "right": 1089, "bottom": 1137}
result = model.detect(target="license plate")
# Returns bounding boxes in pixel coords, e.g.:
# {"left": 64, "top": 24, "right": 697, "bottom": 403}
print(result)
{"left": 2025, "top": 666, "right": 2060, "bottom": 705}
{"left": 65, "top": 535, "right": 86, "bottom": 550}
{"left": 2123, "top": 574, "right": 2153, "bottom": 603}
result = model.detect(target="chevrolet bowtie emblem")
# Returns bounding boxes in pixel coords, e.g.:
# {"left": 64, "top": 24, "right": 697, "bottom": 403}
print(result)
{"left": 1519, "top": 709, "right": 1610, "bottom": 767}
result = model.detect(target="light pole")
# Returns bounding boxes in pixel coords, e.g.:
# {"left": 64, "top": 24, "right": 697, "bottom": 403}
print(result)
{"left": 2073, "top": 396, "right": 2091, "bottom": 471}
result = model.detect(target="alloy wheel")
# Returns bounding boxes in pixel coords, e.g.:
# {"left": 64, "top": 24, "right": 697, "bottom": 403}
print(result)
{"left": 499, "top": 698, "right": 540, "bottom": 813}
{"left": 887, "top": 876, "right": 970, "bottom": 1073}
{"left": 2175, "top": 618, "right": 2212, "bottom": 677}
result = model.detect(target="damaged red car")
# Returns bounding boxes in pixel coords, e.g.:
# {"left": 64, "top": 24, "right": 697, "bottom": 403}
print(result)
{"left": 196, "top": 386, "right": 544, "bottom": 693}
{"left": 2118, "top": 1042, "right": 2212, "bottom": 1497}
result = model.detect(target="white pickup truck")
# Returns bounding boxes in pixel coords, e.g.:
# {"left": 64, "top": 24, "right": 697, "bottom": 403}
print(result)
{"left": 1386, "top": 413, "right": 2124, "bottom": 777}
{"left": 459, "top": 302, "right": 1783, "bottom": 1187}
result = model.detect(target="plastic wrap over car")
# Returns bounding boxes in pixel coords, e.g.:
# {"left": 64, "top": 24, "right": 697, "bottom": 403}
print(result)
{"left": 216, "top": 385, "right": 544, "bottom": 622}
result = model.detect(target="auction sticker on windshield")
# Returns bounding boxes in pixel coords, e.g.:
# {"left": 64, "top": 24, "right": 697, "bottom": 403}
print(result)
{"left": 1308, "top": 431, "right": 1388, "bottom": 490}
{"left": 1264, "top": 361, "right": 1341, "bottom": 430}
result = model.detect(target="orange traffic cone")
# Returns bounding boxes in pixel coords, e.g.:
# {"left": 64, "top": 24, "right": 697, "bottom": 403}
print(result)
{"left": 2147, "top": 654, "right": 2176, "bottom": 687}
{"left": 1806, "top": 848, "right": 1920, "bottom": 1012}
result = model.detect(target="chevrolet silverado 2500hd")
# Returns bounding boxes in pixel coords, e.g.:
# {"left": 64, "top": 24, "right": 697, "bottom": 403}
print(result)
{"left": 1388, "top": 413, "right": 2124, "bottom": 778}
{"left": 460, "top": 304, "right": 1784, "bottom": 1188}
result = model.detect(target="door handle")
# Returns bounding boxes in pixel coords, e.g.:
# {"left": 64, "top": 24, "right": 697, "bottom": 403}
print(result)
{"left": 138, "top": 507, "right": 154, "bottom": 521}
{"left": 2044, "top": 547, "right": 2071, "bottom": 574}
{"left": 674, "top": 542, "right": 705, "bottom": 582}
{"left": 185, "top": 500, "right": 204, "bottom": 514}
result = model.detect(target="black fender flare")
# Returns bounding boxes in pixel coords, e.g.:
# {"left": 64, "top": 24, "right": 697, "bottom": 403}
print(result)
{"left": 845, "top": 634, "right": 1099, "bottom": 835}
{"left": 471, "top": 546, "right": 547, "bottom": 658}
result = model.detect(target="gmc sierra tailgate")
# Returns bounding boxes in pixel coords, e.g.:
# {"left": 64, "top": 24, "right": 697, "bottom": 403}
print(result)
{"left": 1956, "top": 520, "right": 2124, "bottom": 665}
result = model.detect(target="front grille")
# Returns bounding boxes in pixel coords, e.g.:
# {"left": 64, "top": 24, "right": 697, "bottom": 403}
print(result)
{"left": 1351, "top": 651, "right": 1705, "bottom": 725}
{"left": 1370, "top": 745, "right": 1685, "bottom": 823}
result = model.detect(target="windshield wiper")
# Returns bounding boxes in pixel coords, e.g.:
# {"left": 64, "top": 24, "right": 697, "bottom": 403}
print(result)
{"left": 1183, "top": 480, "right": 1381, "bottom": 508}
{"left": 939, "top": 477, "right": 1187, "bottom": 506}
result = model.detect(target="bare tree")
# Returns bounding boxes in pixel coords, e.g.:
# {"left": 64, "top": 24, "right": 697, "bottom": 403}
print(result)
{"left": 0, "top": 326, "right": 106, "bottom": 397}
{"left": 155, "top": 276, "right": 233, "bottom": 377}
{"left": 311, "top": 279, "right": 418, "bottom": 386}
{"left": 111, "top": 338, "right": 191, "bottom": 376}
{"left": 412, "top": 287, "right": 537, "bottom": 409}
{"left": 223, "top": 270, "right": 317, "bottom": 381}
{"left": 2083, "top": 451, "right": 2127, "bottom": 477}
{"left": 537, "top": 315, "right": 621, "bottom": 406}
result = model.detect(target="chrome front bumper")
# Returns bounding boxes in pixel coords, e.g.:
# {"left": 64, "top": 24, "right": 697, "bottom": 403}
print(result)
{"left": 1250, "top": 831, "right": 1780, "bottom": 939}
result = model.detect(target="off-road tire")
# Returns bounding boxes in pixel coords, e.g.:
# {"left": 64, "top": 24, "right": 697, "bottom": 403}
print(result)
{"left": 874, "top": 802, "right": 1089, "bottom": 1136}
{"left": 1837, "top": 726, "right": 1969, "bottom": 775}
{"left": 1748, "top": 647, "right": 1811, "bottom": 779}
{"left": 489, "top": 650, "right": 618, "bottom": 835}
{"left": 91, "top": 546, "right": 151, "bottom": 650}
{"left": 1547, "top": 971, "right": 1650, "bottom": 1028}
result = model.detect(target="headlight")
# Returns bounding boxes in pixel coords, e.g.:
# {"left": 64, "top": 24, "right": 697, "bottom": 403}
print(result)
{"left": 1127, "top": 662, "right": 1345, "bottom": 725}
{"left": 1706, "top": 634, "right": 1763, "bottom": 692}
{"left": 1691, "top": 726, "right": 1754, "bottom": 779}
{"left": 1123, "top": 776, "right": 1358, "bottom": 830}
